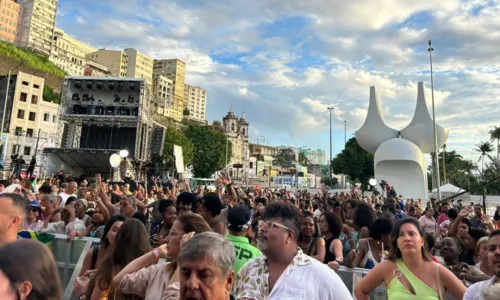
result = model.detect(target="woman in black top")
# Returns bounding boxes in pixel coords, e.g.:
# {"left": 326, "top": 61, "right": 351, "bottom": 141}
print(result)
{"left": 319, "top": 212, "right": 344, "bottom": 269}
{"left": 298, "top": 211, "right": 325, "bottom": 262}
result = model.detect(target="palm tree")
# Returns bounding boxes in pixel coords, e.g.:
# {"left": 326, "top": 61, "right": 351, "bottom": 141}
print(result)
{"left": 489, "top": 126, "right": 500, "bottom": 159}
{"left": 475, "top": 142, "right": 494, "bottom": 178}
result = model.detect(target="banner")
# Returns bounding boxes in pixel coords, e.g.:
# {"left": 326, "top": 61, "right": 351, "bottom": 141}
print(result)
{"left": 173, "top": 145, "right": 184, "bottom": 174}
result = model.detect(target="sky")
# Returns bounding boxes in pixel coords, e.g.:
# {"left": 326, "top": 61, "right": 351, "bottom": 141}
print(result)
{"left": 56, "top": 0, "right": 500, "bottom": 163}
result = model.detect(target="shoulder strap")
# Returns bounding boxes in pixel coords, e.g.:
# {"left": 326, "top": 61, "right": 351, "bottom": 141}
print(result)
{"left": 435, "top": 264, "right": 444, "bottom": 300}
{"left": 307, "top": 237, "right": 317, "bottom": 255}
{"left": 91, "top": 246, "right": 99, "bottom": 270}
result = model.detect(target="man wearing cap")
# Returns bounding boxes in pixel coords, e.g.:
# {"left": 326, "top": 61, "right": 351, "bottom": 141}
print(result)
{"left": 226, "top": 205, "right": 262, "bottom": 277}
{"left": 23, "top": 201, "right": 43, "bottom": 231}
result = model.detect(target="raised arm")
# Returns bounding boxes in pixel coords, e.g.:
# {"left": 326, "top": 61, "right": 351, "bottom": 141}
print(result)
{"left": 450, "top": 209, "right": 468, "bottom": 237}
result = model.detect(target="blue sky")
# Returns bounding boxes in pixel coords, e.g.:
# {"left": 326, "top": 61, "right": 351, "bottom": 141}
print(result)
{"left": 56, "top": 0, "right": 500, "bottom": 162}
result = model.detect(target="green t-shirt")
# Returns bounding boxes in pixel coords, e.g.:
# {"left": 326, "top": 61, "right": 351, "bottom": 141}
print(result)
{"left": 225, "top": 234, "right": 263, "bottom": 276}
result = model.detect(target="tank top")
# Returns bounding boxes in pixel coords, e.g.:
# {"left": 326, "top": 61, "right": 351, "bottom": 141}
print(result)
{"left": 324, "top": 236, "right": 336, "bottom": 264}
{"left": 359, "top": 239, "right": 377, "bottom": 269}
{"left": 387, "top": 259, "right": 439, "bottom": 299}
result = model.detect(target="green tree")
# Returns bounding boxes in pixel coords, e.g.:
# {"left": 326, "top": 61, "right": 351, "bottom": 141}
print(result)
{"left": 163, "top": 126, "right": 194, "bottom": 172}
{"left": 43, "top": 85, "right": 60, "bottom": 104}
{"left": 273, "top": 148, "right": 295, "bottom": 168}
{"left": 183, "top": 108, "right": 190, "bottom": 117}
{"left": 320, "top": 176, "right": 338, "bottom": 188}
{"left": 185, "top": 124, "right": 232, "bottom": 178}
{"left": 475, "top": 141, "right": 494, "bottom": 177}
{"left": 489, "top": 126, "right": 500, "bottom": 159}
{"left": 298, "top": 152, "right": 309, "bottom": 166}
{"left": 331, "top": 137, "right": 374, "bottom": 186}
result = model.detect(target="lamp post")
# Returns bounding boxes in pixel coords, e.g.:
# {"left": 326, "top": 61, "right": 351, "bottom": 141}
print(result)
{"left": 428, "top": 40, "right": 441, "bottom": 202}
{"left": 327, "top": 107, "right": 334, "bottom": 181}
{"left": 1, "top": 60, "right": 28, "bottom": 160}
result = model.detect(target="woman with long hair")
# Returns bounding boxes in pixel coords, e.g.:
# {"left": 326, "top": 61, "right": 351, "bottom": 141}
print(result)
{"left": 112, "top": 213, "right": 211, "bottom": 299}
{"left": 341, "top": 201, "right": 375, "bottom": 241}
{"left": 86, "top": 218, "right": 150, "bottom": 300}
{"left": 354, "top": 217, "right": 466, "bottom": 300}
{"left": 346, "top": 218, "right": 392, "bottom": 269}
{"left": 319, "top": 212, "right": 345, "bottom": 268}
{"left": 298, "top": 211, "right": 325, "bottom": 262}
{"left": 419, "top": 207, "right": 438, "bottom": 236}
{"left": 151, "top": 200, "right": 177, "bottom": 247}
{"left": 475, "top": 236, "right": 493, "bottom": 276}
{"left": 0, "top": 239, "right": 62, "bottom": 300}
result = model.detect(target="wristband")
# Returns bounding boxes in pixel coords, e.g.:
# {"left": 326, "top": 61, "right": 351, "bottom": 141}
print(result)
{"left": 152, "top": 248, "right": 160, "bottom": 260}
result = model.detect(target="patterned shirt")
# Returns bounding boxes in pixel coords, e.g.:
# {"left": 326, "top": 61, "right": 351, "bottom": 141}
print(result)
{"left": 234, "top": 248, "right": 352, "bottom": 300}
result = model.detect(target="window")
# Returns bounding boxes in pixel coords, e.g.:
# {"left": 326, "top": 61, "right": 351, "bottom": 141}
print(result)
{"left": 17, "top": 109, "right": 24, "bottom": 119}
{"left": 43, "top": 113, "right": 50, "bottom": 122}
{"left": 22, "top": 81, "right": 29, "bottom": 86}
{"left": 33, "top": 84, "right": 40, "bottom": 89}
{"left": 14, "top": 127, "right": 22, "bottom": 136}
{"left": 31, "top": 95, "right": 38, "bottom": 104}
{"left": 12, "top": 145, "right": 19, "bottom": 155}
{"left": 28, "top": 112, "right": 36, "bottom": 121}
{"left": 52, "top": 115, "right": 56, "bottom": 123}
{"left": 20, "top": 92, "right": 27, "bottom": 102}
{"left": 26, "top": 129, "right": 33, "bottom": 137}
{"left": 23, "top": 146, "right": 31, "bottom": 156}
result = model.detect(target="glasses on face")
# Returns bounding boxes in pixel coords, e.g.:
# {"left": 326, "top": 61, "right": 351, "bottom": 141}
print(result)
{"left": 258, "top": 220, "right": 290, "bottom": 231}
{"left": 30, "top": 208, "right": 37, "bottom": 213}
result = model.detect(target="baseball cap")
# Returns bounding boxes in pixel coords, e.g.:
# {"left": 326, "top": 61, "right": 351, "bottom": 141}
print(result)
{"left": 29, "top": 201, "right": 42, "bottom": 214}
{"left": 227, "top": 205, "right": 251, "bottom": 232}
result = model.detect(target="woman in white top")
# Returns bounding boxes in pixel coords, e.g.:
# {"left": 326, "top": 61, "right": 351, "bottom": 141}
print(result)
{"left": 112, "top": 213, "right": 211, "bottom": 300}
{"left": 419, "top": 207, "right": 438, "bottom": 235}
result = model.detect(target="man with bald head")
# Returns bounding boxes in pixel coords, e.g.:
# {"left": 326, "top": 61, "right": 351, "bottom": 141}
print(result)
{"left": 58, "top": 181, "right": 77, "bottom": 208}
{"left": 0, "top": 193, "right": 29, "bottom": 245}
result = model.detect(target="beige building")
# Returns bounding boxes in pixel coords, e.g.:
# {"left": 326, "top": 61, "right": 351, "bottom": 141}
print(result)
{"left": 0, "top": 0, "right": 21, "bottom": 42}
{"left": 0, "top": 71, "right": 59, "bottom": 168}
{"left": 124, "top": 48, "right": 153, "bottom": 82}
{"left": 152, "top": 74, "right": 181, "bottom": 121}
{"left": 153, "top": 59, "right": 186, "bottom": 117}
{"left": 86, "top": 49, "right": 128, "bottom": 77}
{"left": 84, "top": 59, "right": 110, "bottom": 77}
{"left": 15, "top": 0, "right": 58, "bottom": 55}
{"left": 50, "top": 27, "right": 97, "bottom": 76}
{"left": 184, "top": 84, "right": 207, "bottom": 122}
{"left": 222, "top": 108, "right": 250, "bottom": 180}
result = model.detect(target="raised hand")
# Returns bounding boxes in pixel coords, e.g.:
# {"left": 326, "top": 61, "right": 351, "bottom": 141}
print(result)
{"left": 218, "top": 171, "right": 232, "bottom": 186}
{"left": 458, "top": 209, "right": 469, "bottom": 218}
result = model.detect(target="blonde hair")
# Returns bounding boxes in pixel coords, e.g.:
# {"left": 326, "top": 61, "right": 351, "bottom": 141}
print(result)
{"left": 476, "top": 236, "right": 489, "bottom": 254}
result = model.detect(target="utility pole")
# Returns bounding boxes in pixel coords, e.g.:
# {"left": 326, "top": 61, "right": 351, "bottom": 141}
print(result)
{"left": 327, "top": 107, "right": 334, "bottom": 181}
{"left": 428, "top": 40, "right": 441, "bottom": 202}
{"left": 344, "top": 120, "right": 346, "bottom": 147}
{"left": 34, "top": 128, "right": 41, "bottom": 156}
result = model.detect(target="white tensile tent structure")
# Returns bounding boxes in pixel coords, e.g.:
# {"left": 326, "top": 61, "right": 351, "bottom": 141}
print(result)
{"left": 430, "top": 183, "right": 471, "bottom": 202}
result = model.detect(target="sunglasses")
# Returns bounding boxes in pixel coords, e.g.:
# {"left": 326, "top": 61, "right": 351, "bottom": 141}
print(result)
{"left": 30, "top": 208, "right": 38, "bottom": 213}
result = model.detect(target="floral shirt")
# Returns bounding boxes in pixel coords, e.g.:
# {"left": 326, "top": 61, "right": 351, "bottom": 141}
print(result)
{"left": 234, "top": 248, "right": 352, "bottom": 300}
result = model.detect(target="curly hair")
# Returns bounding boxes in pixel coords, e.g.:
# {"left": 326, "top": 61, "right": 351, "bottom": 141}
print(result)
{"left": 353, "top": 202, "right": 376, "bottom": 231}
{"left": 261, "top": 201, "right": 301, "bottom": 241}
{"left": 321, "top": 213, "right": 343, "bottom": 239}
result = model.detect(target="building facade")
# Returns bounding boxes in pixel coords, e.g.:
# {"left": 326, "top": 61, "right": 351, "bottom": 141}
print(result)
{"left": 50, "top": 27, "right": 97, "bottom": 76}
{"left": 0, "top": 71, "right": 59, "bottom": 169}
{"left": 15, "top": 0, "right": 58, "bottom": 55}
{"left": 83, "top": 59, "right": 110, "bottom": 77}
{"left": 124, "top": 48, "right": 153, "bottom": 82}
{"left": 152, "top": 74, "right": 179, "bottom": 120}
{"left": 222, "top": 108, "right": 249, "bottom": 182}
{"left": 0, "top": 0, "right": 21, "bottom": 42}
{"left": 184, "top": 84, "right": 206, "bottom": 122}
{"left": 153, "top": 59, "right": 186, "bottom": 118}
{"left": 300, "top": 148, "right": 327, "bottom": 165}
{"left": 86, "top": 49, "right": 128, "bottom": 77}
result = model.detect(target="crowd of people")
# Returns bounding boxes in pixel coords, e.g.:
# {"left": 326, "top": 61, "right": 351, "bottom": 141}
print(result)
{"left": 1, "top": 172, "right": 500, "bottom": 299}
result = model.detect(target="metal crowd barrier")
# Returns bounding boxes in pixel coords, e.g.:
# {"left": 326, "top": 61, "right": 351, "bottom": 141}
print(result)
{"left": 48, "top": 235, "right": 453, "bottom": 300}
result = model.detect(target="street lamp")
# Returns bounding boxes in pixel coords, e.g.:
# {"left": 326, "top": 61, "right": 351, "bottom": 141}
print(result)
{"left": 428, "top": 40, "right": 441, "bottom": 202}
{"left": 327, "top": 107, "right": 334, "bottom": 181}
{"left": 1, "top": 60, "right": 28, "bottom": 159}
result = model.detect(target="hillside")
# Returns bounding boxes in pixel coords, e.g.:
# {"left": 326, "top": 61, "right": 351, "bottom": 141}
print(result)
{"left": 0, "top": 41, "right": 65, "bottom": 101}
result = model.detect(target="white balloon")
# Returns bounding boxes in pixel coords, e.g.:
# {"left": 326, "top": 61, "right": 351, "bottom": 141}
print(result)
{"left": 109, "top": 154, "right": 122, "bottom": 168}
{"left": 369, "top": 178, "right": 377, "bottom": 186}
{"left": 119, "top": 149, "right": 129, "bottom": 158}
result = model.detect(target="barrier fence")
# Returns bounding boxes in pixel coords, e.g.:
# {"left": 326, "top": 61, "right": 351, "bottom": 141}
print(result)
{"left": 49, "top": 235, "right": 453, "bottom": 300}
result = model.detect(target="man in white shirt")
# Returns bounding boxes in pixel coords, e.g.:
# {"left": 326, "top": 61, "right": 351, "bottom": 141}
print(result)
{"left": 58, "top": 181, "right": 77, "bottom": 208}
{"left": 234, "top": 201, "right": 352, "bottom": 300}
{"left": 464, "top": 229, "right": 500, "bottom": 300}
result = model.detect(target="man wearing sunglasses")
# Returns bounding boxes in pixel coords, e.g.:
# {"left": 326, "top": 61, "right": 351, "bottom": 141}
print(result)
{"left": 234, "top": 201, "right": 352, "bottom": 299}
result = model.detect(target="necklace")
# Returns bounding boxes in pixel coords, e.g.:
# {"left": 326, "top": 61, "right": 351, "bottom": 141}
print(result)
{"left": 300, "top": 238, "right": 313, "bottom": 249}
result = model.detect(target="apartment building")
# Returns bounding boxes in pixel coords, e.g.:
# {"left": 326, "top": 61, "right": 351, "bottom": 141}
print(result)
{"left": 0, "top": 0, "right": 21, "bottom": 42}
{"left": 124, "top": 48, "right": 153, "bottom": 82}
{"left": 83, "top": 59, "right": 110, "bottom": 77}
{"left": 50, "top": 27, "right": 96, "bottom": 76}
{"left": 184, "top": 84, "right": 207, "bottom": 122}
{"left": 0, "top": 71, "right": 59, "bottom": 167}
{"left": 153, "top": 59, "right": 186, "bottom": 117}
{"left": 300, "top": 148, "right": 327, "bottom": 165}
{"left": 152, "top": 74, "right": 179, "bottom": 120}
{"left": 86, "top": 49, "right": 128, "bottom": 77}
{"left": 15, "top": 0, "right": 58, "bottom": 55}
